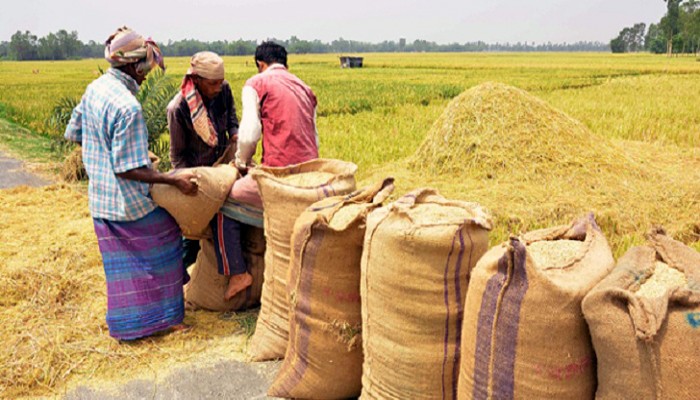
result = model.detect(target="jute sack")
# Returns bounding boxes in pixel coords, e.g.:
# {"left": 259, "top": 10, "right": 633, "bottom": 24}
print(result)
{"left": 457, "top": 213, "right": 615, "bottom": 400}
{"left": 582, "top": 228, "right": 700, "bottom": 400}
{"left": 248, "top": 158, "right": 358, "bottom": 361}
{"left": 360, "top": 188, "right": 492, "bottom": 400}
{"left": 269, "top": 178, "right": 395, "bottom": 399}
{"left": 151, "top": 164, "right": 238, "bottom": 239}
{"left": 184, "top": 225, "right": 266, "bottom": 311}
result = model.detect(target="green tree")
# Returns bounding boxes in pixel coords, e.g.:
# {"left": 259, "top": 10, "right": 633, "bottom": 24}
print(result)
{"left": 9, "top": 30, "right": 38, "bottom": 60}
{"left": 663, "top": 0, "right": 684, "bottom": 55}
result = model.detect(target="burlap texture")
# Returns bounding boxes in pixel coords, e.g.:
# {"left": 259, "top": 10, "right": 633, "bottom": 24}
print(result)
{"left": 582, "top": 228, "right": 700, "bottom": 400}
{"left": 457, "top": 213, "right": 615, "bottom": 400}
{"left": 247, "top": 158, "right": 358, "bottom": 361}
{"left": 184, "top": 225, "right": 266, "bottom": 311}
{"left": 151, "top": 164, "right": 238, "bottom": 239}
{"left": 360, "top": 188, "right": 492, "bottom": 400}
{"left": 269, "top": 178, "right": 394, "bottom": 399}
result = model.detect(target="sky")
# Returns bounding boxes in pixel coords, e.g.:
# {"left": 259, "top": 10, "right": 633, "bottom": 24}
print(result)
{"left": 1, "top": 0, "right": 667, "bottom": 45}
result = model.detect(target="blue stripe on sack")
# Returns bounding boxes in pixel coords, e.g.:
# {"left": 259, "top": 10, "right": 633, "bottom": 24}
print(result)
{"left": 451, "top": 227, "right": 469, "bottom": 399}
{"left": 490, "top": 239, "right": 528, "bottom": 399}
{"left": 472, "top": 250, "right": 509, "bottom": 400}
{"left": 441, "top": 233, "right": 458, "bottom": 399}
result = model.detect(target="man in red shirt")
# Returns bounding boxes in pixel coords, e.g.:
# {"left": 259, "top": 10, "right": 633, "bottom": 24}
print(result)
{"left": 216, "top": 42, "right": 319, "bottom": 299}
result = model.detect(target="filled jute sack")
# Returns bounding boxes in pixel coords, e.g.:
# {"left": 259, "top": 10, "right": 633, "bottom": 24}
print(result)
{"left": 184, "top": 224, "right": 266, "bottom": 311}
{"left": 582, "top": 228, "right": 700, "bottom": 400}
{"left": 151, "top": 164, "right": 238, "bottom": 239}
{"left": 457, "top": 213, "right": 615, "bottom": 400}
{"left": 269, "top": 178, "right": 395, "bottom": 400}
{"left": 360, "top": 188, "right": 492, "bottom": 400}
{"left": 248, "top": 158, "right": 358, "bottom": 361}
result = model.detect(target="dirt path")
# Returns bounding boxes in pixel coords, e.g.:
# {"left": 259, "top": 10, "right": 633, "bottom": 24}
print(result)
{"left": 64, "top": 360, "right": 281, "bottom": 400}
{"left": 0, "top": 150, "right": 51, "bottom": 188}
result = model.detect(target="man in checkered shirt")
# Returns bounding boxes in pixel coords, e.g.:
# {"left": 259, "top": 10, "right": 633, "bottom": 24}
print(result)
{"left": 64, "top": 27, "right": 197, "bottom": 341}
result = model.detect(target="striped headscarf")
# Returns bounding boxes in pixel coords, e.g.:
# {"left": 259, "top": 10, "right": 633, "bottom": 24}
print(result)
{"left": 104, "top": 27, "right": 165, "bottom": 75}
{"left": 180, "top": 52, "right": 225, "bottom": 147}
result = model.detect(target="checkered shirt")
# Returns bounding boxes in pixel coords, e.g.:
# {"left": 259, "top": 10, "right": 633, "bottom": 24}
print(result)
{"left": 65, "top": 68, "right": 156, "bottom": 221}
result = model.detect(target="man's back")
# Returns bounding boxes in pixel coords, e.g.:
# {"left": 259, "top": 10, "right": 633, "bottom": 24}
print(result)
{"left": 245, "top": 65, "right": 318, "bottom": 167}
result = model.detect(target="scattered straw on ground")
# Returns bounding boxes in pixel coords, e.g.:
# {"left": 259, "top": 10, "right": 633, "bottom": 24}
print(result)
{"left": 528, "top": 240, "right": 584, "bottom": 268}
{"left": 281, "top": 171, "right": 334, "bottom": 187}
{"left": 0, "top": 185, "right": 257, "bottom": 399}
{"left": 362, "top": 82, "right": 700, "bottom": 256}
{"left": 636, "top": 261, "right": 687, "bottom": 299}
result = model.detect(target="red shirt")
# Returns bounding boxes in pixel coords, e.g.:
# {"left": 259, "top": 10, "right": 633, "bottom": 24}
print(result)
{"left": 245, "top": 66, "right": 318, "bottom": 167}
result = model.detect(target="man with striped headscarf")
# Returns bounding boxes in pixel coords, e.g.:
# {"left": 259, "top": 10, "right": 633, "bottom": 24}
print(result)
{"left": 167, "top": 52, "right": 240, "bottom": 285}
{"left": 65, "top": 27, "right": 197, "bottom": 341}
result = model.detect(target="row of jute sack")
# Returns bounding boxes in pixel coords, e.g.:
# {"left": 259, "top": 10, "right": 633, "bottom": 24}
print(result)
{"left": 150, "top": 158, "right": 700, "bottom": 400}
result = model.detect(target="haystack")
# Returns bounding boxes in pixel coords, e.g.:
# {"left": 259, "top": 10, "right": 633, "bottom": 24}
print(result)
{"left": 361, "top": 82, "right": 700, "bottom": 255}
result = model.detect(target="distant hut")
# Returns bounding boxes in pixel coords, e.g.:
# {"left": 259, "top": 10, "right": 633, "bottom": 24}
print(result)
{"left": 339, "top": 56, "right": 364, "bottom": 68}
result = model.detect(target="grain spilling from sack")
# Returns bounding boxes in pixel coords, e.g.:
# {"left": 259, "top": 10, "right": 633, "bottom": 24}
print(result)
{"left": 248, "top": 158, "right": 358, "bottom": 361}
{"left": 184, "top": 225, "right": 266, "bottom": 311}
{"left": 268, "top": 179, "right": 394, "bottom": 400}
{"left": 361, "top": 188, "right": 492, "bottom": 400}
{"left": 458, "top": 213, "right": 615, "bottom": 400}
{"left": 582, "top": 229, "right": 700, "bottom": 399}
{"left": 635, "top": 261, "right": 687, "bottom": 299}
{"left": 151, "top": 164, "right": 238, "bottom": 239}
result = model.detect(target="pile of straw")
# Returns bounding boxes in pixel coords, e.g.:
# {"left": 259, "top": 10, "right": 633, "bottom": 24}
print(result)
{"left": 0, "top": 185, "right": 256, "bottom": 398}
{"left": 364, "top": 82, "right": 700, "bottom": 256}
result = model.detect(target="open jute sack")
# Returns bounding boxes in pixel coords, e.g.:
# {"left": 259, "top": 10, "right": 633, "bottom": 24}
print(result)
{"left": 184, "top": 224, "right": 266, "bottom": 311}
{"left": 582, "top": 228, "right": 700, "bottom": 400}
{"left": 151, "top": 164, "right": 238, "bottom": 239}
{"left": 457, "top": 213, "right": 615, "bottom": 400}
{"left": 248, "top": 158, "right": 358, "bottom": 361}
{"left": 269, "top": 178, "right": 395, "bottom": 400}
{"left": 360, "top": 188, "right": 492, "bottom": 400}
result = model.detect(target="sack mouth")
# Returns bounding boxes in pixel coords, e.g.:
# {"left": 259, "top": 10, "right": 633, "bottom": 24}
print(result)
{"left": 251, "top": 158, "right": 359, "bottom": 188}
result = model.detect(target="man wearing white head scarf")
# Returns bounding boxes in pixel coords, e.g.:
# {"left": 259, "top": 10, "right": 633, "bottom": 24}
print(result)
{"left": 65, "top": 27, "right": 196, "bottom": 341}
{"left": 167, "top": 52, "right": 241, "bottom": 288}
{"left": 168, "top": 51, "right": 238, "bottom": 169}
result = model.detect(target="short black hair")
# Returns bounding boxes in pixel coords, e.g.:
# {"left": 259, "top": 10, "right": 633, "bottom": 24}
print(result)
{"left": 255, "top": 41, "right": 288, "bottom": 67}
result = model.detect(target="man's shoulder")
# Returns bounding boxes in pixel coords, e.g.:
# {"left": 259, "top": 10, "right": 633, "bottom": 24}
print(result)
{"left": 167, "top": 92, "right": 185, "bottom": 114}
{"left": 86, "top": 76, "right": 141, "bottom": 115}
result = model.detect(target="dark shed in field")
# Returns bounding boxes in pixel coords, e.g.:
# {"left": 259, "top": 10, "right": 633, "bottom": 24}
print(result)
{"left": 339, "top": 56, "right": 364, "bottom": 68}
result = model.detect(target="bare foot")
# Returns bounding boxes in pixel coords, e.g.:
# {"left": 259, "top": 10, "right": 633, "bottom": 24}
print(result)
{"left": 170, "top": 323, "right": 192, "bottom": 334}
{"left": 225, "top": 272, "right": 253, "bottom": 300}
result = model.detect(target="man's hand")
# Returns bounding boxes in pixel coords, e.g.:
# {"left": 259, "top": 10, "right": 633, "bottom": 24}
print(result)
{"left": 171, "top": 171, "right": 198, "bottom": 195}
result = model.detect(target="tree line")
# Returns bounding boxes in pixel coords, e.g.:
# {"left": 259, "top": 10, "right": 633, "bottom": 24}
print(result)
{"left": 611, "top": 0, "right": 700, "bottom": 54}
{"left": 0, "top": 30, "right": 610, "bottom": 61}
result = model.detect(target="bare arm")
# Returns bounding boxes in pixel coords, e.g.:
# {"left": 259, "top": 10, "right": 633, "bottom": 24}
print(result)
{"left": 117, "top": 167, "right": 198, "bottom": 195}
{"left": 234, "top": 85, "right": 262, "bottom": 170}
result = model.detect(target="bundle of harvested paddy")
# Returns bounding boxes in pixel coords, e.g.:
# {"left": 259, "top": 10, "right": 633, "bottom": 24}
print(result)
{"left": 247, "top": 158, "right": 358, "bottom": 361}
{"left": 458, "top": 214, "right": 615, "bottom": 399}
{"left": 360, "top": 189, "right": 491, "bottom": 400}
{"left": 60, "top": 146, "right": 87, "bottom": 182}
{"left": 0, "top": 185, "right": 261, "bottom": 398}
{"left": 582, "top": 229, "right": 700, "bottom": 399}
{"left": 358, "top": 82, "right": 700, "bottom": 256}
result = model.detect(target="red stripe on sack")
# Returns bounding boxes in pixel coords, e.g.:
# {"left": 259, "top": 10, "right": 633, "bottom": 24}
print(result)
{"left": 217, "top": 213, "right": 230, "bottom": 275}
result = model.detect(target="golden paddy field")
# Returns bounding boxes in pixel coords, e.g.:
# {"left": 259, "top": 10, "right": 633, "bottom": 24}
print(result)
{"left": 0, "top": 52, "right": 699, "bottom": 398}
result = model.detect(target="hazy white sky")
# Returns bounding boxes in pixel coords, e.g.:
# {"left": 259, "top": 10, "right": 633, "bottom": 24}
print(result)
{"left": 1, "top": 0, "right": 666, "bottom": 44}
